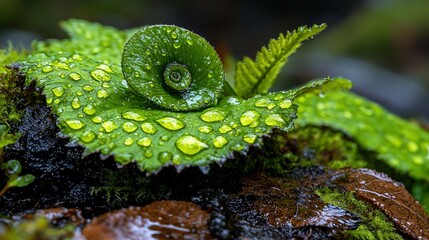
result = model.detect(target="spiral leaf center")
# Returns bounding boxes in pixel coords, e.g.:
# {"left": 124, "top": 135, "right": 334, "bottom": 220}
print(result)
{"left": 163, "top": 63, "right": 192, "bottom": 92}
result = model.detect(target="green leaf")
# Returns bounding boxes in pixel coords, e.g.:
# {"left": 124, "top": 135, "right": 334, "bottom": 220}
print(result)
{"left": 18, "top": 20, "right": 346, "bottom": 172}
{"left": 1, "top": 159, "right": 22, "bottom": 175}
{"left": 8, "top": 174, "right": 35, "bottom": 188}
{"left": 295, "top": 91, "right": 429, "bottom": 182}
{"left": 234, "top": 24, "right": 326, "bottom": 99}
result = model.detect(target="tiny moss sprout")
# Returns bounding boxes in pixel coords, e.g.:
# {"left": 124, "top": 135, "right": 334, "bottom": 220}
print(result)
{"left": 0, "top": 160, "right": 35, "bottom": 198}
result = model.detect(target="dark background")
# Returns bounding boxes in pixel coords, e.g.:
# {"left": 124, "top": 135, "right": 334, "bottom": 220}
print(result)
{"left": 1, "top": 0, "right": 428, "bottom": 120}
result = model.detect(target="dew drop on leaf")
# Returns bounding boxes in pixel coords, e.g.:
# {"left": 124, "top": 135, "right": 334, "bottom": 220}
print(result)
{"left": 240, "top": 110, "right": 261, "bottom": 126}
{"left": 66, "top": 119, "right": 85, "bottom": 130}
{"left": 52, "top": 86, "right": 65, "bottom": 97}
{"left": 219, "top": 125, "right": 232, "bottom": 134}
{"left": 83, "top": 104, "right": 97, "bottom": 115}
{"left": 137, "top": 137, "right": 152, "bottom": 147}
{"left": 265, "top": 114, "right": 286, "bottom": 127}
{"left": 279, "top": 99, "right": 292, "bottom": 109}
{"left": 80, "top": 130, "right": 96, "bottom": 143}
{"left": 71, "top": 97, "right": 81, "bottom": 109}
{"left": 102, "top": 121, "right": 118, "bottom": 133}
{"left": 82, "top": 85, "right": 94, "bottom": 92}
{"left": 156, "top": 117, "right": 185, "bottom": 131}
{"left": 96, "top": 64, "right": 114, "bottom": 73}
{"left": 198, "top": 126, "right": 213, "bottom": 134}
{"left": 243, "top": 133, "right": 257, "bottom": 144}
{"left": 144, "top": 150, "right": 153, "bottom": 158}
{"left": 42, "top": 65, "right": 54, "bottom": 73}
{"left": 97, "top": 89, "right": 109, "bottom": 99}
{"left": 90, "top": 69, "right": 111, "bottom": 81}
{"left": 200, "top": 109, "right": 227, "bottom": 122}
{"left": 124, "top": 137, "right": 134, "bottom": 146}
{"left": 158, "top": 152, "right": 173, "bottom": 163}
{"left": 176, "top": 135, "right": 209, "bottom": 155}
{"left": 141, "top": 122, "right": 157, "bottom": 134}
{"left": 69, "top": 72, "right": 82, "bottom": 81}
{"left": 122, "top": 122, "right": 138, "bottom": 133}
{"left": 92, "top": 116, "right": 102, "bottom": 123}
{"left": 213, "top": 136, "right": 228, "bottom": 148}
{"left": 122, "top": 111, "right": 147, "bottom": 121}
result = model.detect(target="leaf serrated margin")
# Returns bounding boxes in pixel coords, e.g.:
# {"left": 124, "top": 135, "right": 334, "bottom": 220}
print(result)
{"left": 234, "top": 24, "right": 327, "bottom": 99}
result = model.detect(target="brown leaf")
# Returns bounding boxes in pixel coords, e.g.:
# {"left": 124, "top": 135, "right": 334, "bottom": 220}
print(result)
{"left": 82, "top": 200, "right": 212, "bottom": 240}
{"left": 332, "top": 168, "right": 429, "bottom": 239}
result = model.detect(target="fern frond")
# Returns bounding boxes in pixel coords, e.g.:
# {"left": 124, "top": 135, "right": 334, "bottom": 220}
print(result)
{"left": 234, "top": 24, "right": 327, "bottom": 98}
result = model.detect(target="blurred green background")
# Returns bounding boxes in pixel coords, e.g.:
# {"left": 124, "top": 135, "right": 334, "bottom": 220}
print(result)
{"left": 1, "top": 0, "right": 428, "bottom": 120}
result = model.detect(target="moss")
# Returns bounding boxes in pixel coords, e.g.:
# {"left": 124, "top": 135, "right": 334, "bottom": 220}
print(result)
{"left": 0, "top": 48, "right": 37, "bottom": 152}
{"left": 89, "top": 167, "right": 168, "bottom": 208}
{"left": 0, "top": 217, "right": 76, "bottom": 240}
{"left": 316, "top": 188, "right": 403, "bottom": 239}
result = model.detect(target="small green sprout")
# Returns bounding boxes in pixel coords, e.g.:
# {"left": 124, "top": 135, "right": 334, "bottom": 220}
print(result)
{"left": 0, "top": 159, "right": 35, "bottom": 198}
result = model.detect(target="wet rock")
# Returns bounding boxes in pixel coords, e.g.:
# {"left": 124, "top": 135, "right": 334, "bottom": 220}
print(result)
{"left": 82, "top": 201, "right": 212, "bottom": 240}
{"left": 221, "top": 167, "right": 429, "bottom": 239}
{"left": 226, "top": 169, "right": 360, "bottom": 239}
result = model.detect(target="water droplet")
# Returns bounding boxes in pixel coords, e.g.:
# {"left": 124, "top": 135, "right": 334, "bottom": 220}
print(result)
{"left": 137, "top": 137, "right": 152, "bottom": 147}
{"left": 144, "top": 64, "right": 151, "bottom": 70}
{"left": 83, "top": 104, "right": 97, "bottom": 115}
{"left": 243, "top": 134, "right": 257, "bottom": 144}
{"left": 158, "top": 152, "right": 172, "bottom": 163}
{"left": 46, "top": 97, "right": 53, "bottom": 104}
{"left": 265, "top": 114, "right": 286, "bottom": 127}
{"left": 170, "top": 32, "right": 178, "bottom": 39}
{"left": 82, "top": 85, "right": 94, "bottom": 92}
{"left": 69, "top": 72, "right": 81, "bottom": 81}
{"left": 76, "top": 91, "right": 83, "bottom": 96}
{"left": 219, "top": 125, "right": 232, "bottom": 133}
{"left": 54, "top": 62, "right": 70, "bottom": 70}
{"left": 200, "top": 109, "right": 227, "bottom": 122}
{"left": 71, "top": 97, "right": 81, "bottom": 109}
{"left": 160, "top": 135, "right": 169, "bottom": 141}
{"left": 274, "top": 93, "right": 285, "bottom": 101}
{"left": 95, "top": 89, "right": 108, "bottom": 99}
{"left": 413, "top": 156, "right": 424, "bottom": 165}
{"left": 213, "top": 136, "right": 228, "bottom": 148}
{"left": 96, "top": 64, "right": 113, "bottom": 73}
{"left": 186, "top": 37, "right": 193, "bottom": 45}
{"left": 141, "top": 122, "right": 157, "bottom": 134}
{"left": 102, "top": 120, "right": 118, "bottom": 133}
{"left": 172, "top": 154, "right": 181, "bottom": 164}
{"left": 52, "top": 86, "right": 65, "bottom": 97}
{"left": 72, "top": 54, "right": 83, "bottom": 61}
{"left": 176, "top": 135, "right": 209, "bottom": 155}
{"left": 161, "top": 50, "right": 167, "bottom": 56}
{"left": 123, "top": 122, "right": 138, "bottom": 133}
{"left": 407, "top": 142, "right": 419, "bottom": 152}
{"left": 387, "top": 135, "right": 402, "bottom": 148}
{"left": 66, "top": 119, "right": 85, "bottom": 130}
{"left": 199, "top": 126, "right": 213, "bottom": 133}
{"left": 144, "top": 150, "right": 153, "bottom": 158}
{"left": 240, "top": 110, "right": 261, "bottom": 126}
{"left": 80, "top": 130, "right": 96, "bottom": 143}
{"left": 173, "top": 41, "right": 181, "bottom": 49}
{"left": 254, "top": 98, "right": 277, "bottom": 109}
{"left": 92, "top": 116, "right": 102, "bottom": 123}
{"left": 42, "top": 65, "right": 54, "bottom": 73}
{"left": 102, "top": 82, "right": 110, "bottom": 88}
{"left": 90, "top": 69, "right": 111, "bottom": 81}
{"left": 124, "top": 137, "right": 134, "bottom": 146}
{"left": 341, "top": 111, "right": 352, "bottom": 119}
{"left": 122, "top": 111, "right": 147, "bottom": 121}
{"left": 156, "top": 117, "right": 185, "bottom": 130}
{"left": 54, "top": 99, "right": 61, "bottom": 105}
{"left": 279, "top": 99, "right": 292, "bottom": 109}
